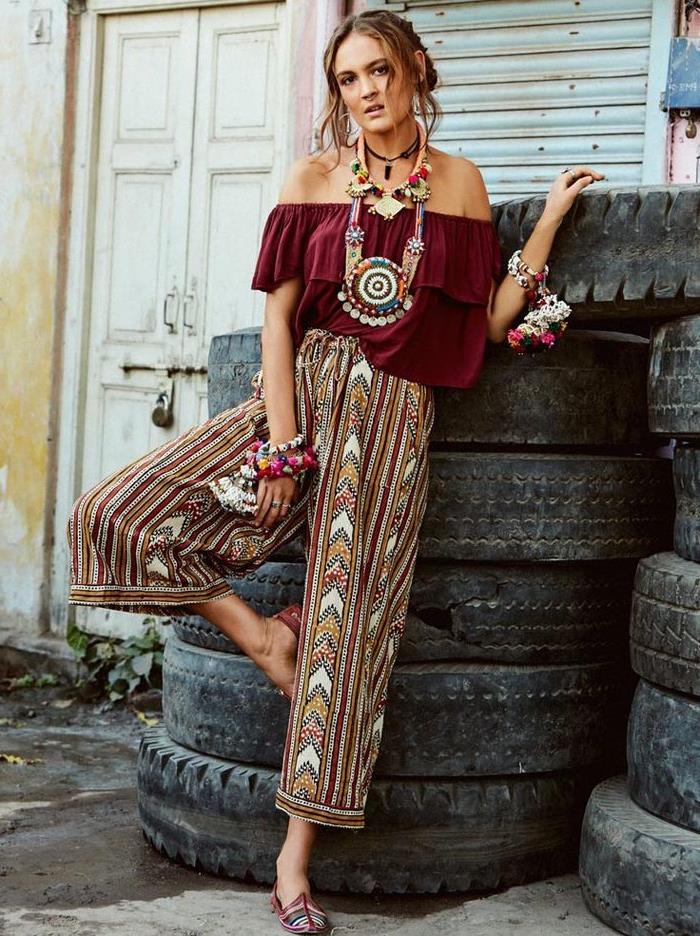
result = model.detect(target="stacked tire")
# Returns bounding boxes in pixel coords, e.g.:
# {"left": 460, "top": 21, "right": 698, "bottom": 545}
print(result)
{"left": 137, "top": 187, "right": 679, "bottom": 895}
{"left": 580, "top": 312, "right": 700, "bottom": 935}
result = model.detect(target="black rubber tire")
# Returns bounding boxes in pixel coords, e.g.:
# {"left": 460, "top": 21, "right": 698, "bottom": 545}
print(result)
{"left": 207, "top": 327, "right": 262, "bottom": 420}
{"left": 167, "top": 453, "right": 673, "bottom": 567}
{"left": 162, "top": 635, "right": 631, "bottom": 775}
{"left": 493, "top": 185, "right": 700, "bottom": 320}
{"left": 673, "top": 444, "right": 700, "bottom": 562}
{"left": 579, "top": 775, "right": 700, "bottom": 936}
{"left": 434, "top": 329, "right": 652, "bottom": 448}
{"left": 627, "top": 678, "right": 700, "bottom": 834}
{"left": 419, "top": 452, "right": 674, "bottom": 561}
{"left": 137, "top": 724, "right": 607, "bottom": 894}
{"left": 208, "top": 328, "right": 654, "bottom": 449}
{"left": 630, "top": 551, "right": 700, "bottom": 696}
{"left": 171, "top": 557, "right": 637, "bottom": 665}
{"left": 648, "top": 313, "right": 700, "bottom": 440}
{"left": 403, "top": 557, "right": 635, "bottom": 663}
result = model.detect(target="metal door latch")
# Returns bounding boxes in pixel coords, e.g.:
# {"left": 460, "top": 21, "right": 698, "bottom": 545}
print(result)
{"left": 151, "top": 379, "right": 174, "bottom": 427}
{"left": 121, "top": 363, "right": 207, "bottom": 376}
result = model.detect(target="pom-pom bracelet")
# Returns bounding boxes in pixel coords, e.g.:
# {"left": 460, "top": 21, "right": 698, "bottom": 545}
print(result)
{"left": 207, "top": 436, "right": 319, "bottom": 517}
{"left": 244, "top": 439, "right": 319, "bottom": 481}
{"left": 505, "top": 249, "right": 571, "bottom": 355}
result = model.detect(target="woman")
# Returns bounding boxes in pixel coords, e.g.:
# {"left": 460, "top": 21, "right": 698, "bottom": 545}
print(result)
{"left": 67, "top": 10, "right": 603, "bottom": 934}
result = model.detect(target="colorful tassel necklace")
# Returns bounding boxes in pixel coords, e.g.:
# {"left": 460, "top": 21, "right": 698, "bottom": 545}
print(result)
{"left": 338, "top": 122, "right": 432, "bottom": 327}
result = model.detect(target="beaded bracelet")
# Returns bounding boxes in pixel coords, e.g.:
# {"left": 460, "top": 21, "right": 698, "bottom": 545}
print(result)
{"left": 507, "top": 249, "right": 549, "bottom": 290}
{"left": 506, "top": 249, "right": 571, "bottom": 355}
{"left": 262, "top": 432, "right": 305, "bottom": 457}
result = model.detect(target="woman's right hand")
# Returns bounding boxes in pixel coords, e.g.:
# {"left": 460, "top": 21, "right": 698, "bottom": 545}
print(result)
{"left": 253, "top": 475, "right": 300, "bottom": 529}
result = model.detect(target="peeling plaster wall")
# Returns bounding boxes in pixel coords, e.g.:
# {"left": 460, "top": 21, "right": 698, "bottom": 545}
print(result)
{"left": 0, "top": 1, "right": 68, "bottom": 635}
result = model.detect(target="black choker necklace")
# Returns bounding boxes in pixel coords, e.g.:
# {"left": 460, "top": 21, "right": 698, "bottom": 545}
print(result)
{"left": 363, "top": 130, "right": 421, "bottom": 181}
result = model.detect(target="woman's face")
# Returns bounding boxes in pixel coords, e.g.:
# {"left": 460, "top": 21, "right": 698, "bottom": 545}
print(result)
{"left": 333, "top": 31, "right": 422, "bottom": 135}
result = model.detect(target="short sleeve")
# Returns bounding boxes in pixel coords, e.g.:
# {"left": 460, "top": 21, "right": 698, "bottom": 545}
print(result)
{"left": 250, "top": 203, "right": 311, "bottom": 292}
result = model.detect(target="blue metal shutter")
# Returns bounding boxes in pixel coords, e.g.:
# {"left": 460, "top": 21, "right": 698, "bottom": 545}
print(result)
{"left": 367, "top": 0, "right": 660, "bottom": 202}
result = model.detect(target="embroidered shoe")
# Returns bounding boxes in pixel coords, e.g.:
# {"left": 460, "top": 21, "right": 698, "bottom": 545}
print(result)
{"left": 267, "top": 603, "right": 303, "bottom": 701}
{"left": 269, "top": 879, "right": 330, "bottom": 933}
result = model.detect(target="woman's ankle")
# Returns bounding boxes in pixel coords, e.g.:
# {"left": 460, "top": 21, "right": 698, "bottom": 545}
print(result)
{"left": 276, "top": 850, "right": 309, "bottom": 875}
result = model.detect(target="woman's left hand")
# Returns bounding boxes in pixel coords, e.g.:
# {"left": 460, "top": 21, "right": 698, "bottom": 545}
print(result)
{"left": 543, "top": 165, "right": 606, "bottom": 223}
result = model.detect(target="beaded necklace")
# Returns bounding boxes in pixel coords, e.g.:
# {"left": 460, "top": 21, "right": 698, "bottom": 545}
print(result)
{"left": 337, "top": 122, "right": 432, "bottom": 327}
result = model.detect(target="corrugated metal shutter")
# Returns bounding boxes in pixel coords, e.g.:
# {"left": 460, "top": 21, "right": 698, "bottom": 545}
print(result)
{"left": 367, "top": 0, "right": 657, "bottom": 202}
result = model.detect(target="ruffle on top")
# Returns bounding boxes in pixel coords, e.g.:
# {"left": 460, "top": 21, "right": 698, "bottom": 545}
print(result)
{"left": 250, "top": 201, "right": 504, "bottom": 303}
{"left": 249, "top": 201, "right": 504, "bottom": 389}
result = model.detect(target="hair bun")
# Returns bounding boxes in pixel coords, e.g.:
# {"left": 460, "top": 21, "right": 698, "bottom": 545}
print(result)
{"left": 400, "top": 18, "right": 439, "bottom": 91}
{"left": 422, "top": 54, "right": 439, "bottom": 92}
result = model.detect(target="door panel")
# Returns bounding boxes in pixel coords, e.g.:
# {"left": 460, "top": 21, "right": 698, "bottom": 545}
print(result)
{"left": 107, "top": 174, "right": 172, "bottom": 338}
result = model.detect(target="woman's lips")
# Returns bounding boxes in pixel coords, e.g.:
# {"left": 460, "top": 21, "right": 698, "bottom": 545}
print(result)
{"left": 366, "top": 106, "right": 384, "bottom": 116}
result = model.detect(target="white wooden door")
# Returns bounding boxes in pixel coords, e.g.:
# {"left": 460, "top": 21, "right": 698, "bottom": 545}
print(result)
{"left": 180, "top": 3, "right": 286, "bottom": 429}
{"left": 78, "top": 3, "right": 286, "bottom": 638}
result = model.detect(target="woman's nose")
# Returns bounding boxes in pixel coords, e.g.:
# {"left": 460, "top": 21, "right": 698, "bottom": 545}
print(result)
{"left": 360, "top": 80, "right": 378, "bottom": 98}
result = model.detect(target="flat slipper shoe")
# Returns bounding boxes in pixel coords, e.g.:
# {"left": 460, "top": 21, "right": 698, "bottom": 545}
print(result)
{"left": 270, "top": 879, "right": 330, "bottom": 933}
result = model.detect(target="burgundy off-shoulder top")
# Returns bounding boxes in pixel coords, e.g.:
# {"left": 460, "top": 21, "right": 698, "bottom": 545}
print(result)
{"left": 250, "top": 201, "right": 504, "bottom": 389}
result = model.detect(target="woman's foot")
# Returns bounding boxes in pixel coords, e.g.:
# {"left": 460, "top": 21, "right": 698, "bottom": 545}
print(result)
{"left": 274, "top": 856, "right": 313, "bottom": 909}
{"left": 254, "top": 607, "right": 301, "bottom": 699}
{"left": 270, "top": 817, "right": 326, "bottom": 932}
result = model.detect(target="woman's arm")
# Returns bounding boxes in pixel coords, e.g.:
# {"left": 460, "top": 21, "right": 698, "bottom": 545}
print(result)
{"left": 459, "top": 160, "right": 605, "bottom": 344}
{"left": 259, "top": 155, "right": 319, "bottom": 446}
{"left": 486, "top": 211, "right": 564, "bottom": 344}
{"left": 253, "top": 157, "right": 317, "bottom": 528}
{"left": 261, "top": 279, "right": 304, "bottom": 446}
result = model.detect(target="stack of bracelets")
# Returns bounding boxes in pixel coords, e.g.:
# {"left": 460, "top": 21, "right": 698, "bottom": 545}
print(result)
{"left": 208, "top": 432, "right": 319, "bottom": 517}
{"left": 506, "top": 249, "right": 572, "bottom": 355}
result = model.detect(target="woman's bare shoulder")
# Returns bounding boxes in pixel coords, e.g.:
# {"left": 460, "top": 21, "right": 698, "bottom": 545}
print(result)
{"left": 429, "top": 147, "right": 493, "bottom": 221}
{"left": 277, "top": 149, "right": 350, "bottom": 204}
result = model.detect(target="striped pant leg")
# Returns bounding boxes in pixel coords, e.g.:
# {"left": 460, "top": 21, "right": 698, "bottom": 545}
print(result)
{"left": 274, "top": 333, "right": 435, "bottom": 829}
{"left": 66, "top": 374, "right": 314, "bottom": 616}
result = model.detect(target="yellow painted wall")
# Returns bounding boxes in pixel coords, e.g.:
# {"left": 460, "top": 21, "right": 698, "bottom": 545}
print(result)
{"left": 0, "top": 1, "right": 67, "bottom": 637}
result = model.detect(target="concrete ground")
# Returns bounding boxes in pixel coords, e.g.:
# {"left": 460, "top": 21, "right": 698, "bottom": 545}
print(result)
{"left": 0, "top": 680, "right": 617, "bottom": 936}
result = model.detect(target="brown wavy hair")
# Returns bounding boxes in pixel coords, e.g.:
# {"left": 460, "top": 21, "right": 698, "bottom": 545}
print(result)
{"left": 314, "top": 10, "right": 443, "bottom": 172}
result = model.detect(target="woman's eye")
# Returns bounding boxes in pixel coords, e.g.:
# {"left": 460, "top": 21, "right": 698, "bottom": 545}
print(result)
{"left": 340, "top": 65, "right": 388, "bottom": 87}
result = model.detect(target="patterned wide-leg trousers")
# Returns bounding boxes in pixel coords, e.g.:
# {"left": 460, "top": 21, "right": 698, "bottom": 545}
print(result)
{"left": 67, "top": 327, "right": 435, "bottom": 828}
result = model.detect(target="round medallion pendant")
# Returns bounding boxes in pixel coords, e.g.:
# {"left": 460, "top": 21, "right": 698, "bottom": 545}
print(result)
{"left": 340, "top": 256, "right": 412, "bottom": 326}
